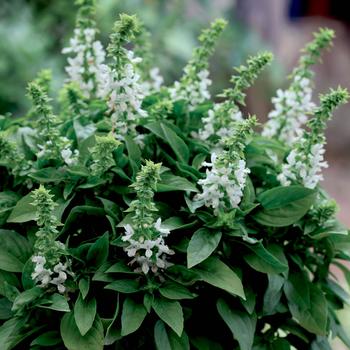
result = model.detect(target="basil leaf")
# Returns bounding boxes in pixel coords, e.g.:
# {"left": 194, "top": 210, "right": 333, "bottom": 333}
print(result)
{"left": 187, "top": 229, "right": 221, "bottom": 268}
{"left": 253, "top": 185, "right": 316, "bottom": 227}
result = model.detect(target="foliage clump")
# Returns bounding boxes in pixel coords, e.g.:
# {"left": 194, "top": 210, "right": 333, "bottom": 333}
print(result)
{"left": 0, "top": 2, "right": 350, "bottom": 349}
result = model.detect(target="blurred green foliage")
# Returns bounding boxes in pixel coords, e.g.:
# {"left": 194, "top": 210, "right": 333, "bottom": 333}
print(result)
{"left": 0, "top": 0, "right": 273, "bottom": 115}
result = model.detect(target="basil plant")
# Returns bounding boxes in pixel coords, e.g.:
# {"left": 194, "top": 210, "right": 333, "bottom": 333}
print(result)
{"left": 0, "top": 1, "right": 350, "bottom": 349}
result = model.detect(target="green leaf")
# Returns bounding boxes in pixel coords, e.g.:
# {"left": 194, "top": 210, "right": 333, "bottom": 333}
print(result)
{"left": 253, "top": 185, "right": 316, "bottom": 227}
{"left": 154, "top": 320, "right": 190, "bottom": 350}
{"left": 284, "top": 273, "right": 328, "bottom": 335}
{"left": 162, "top": 217, "right": 197, "bottom": 231}
{"left": 61, "top": 206, "right": 105, "bottom": 234}
{"left": 159, "top": 281, "right": 197, "bottom": 300}
{"left": 190, "top": 336, "right": 223, "bottom": 350}
{"left": 105, "top": 262, "right": 135, "bottom": 274}
{"left": 79, "top": 278, "right": 90, "bottom": 300}
{"left": 29, "top": 167, "right": 66, "bottom": 183}
{"left": 161, "top": 123, "right": 189, "bottom": 163}
{"left": 60, "top": 312, "right": 104, "bottom": 350}
{"left": 121, "top": 298, "right": 147, "bottom": 336}
{"left": 87, "top": 232, "right": 109, "bottom": 268}
{"left": 0, "top": 191, "right": 19, "bottom": 225}
{"left": 263, "top": 274, "right": 285, "bottom": 315}
{"left": 38, "top": 293, "right": 70, "bottom": 312}
{"left": 74, "top": 294, "right": 97, "bottom": 336}
{"left": 145, "top": 122, "right": 189, "bottom": 163}
{"left": 125, "top": 134, "right": 141, "bottom": 164}
{"left": 193, "top": 257, "right": 245, "bottom": 299}
{"left": 217, "top": 298, "right": 257, "bottom": 350}
{"left": 30, "top": 331, "right": 61, "bottom": 346}
{"left": 12, "top": 287, "right": 43, "bottom": 312}
{"left": 0, "top": 317, "right": 27, "bottom": 350}
{"left": 105, "top": 295, "right": 121, "bottom": 346}
{"left": 97, "top": 197, "right": 119, "bottom": 220}
{"left": 157, "top": 173, "right": 198, "bottom": 192}
{"left": 125, "top": 134, "right": 141, "bottom": 175}
{"left": 187, "top": 229, "right": 221, "bottom": 268}
{"left": 152, "top": 297, "right": 184, "bottom": 337}
{"left": 104, "top": 279, "right": 140, "bottom": 293}
{"left": 269, "top": 339, "right": 291, "bottom": 350}
{"left": 243, "top": 242, "right": 288, "bottom": 274}
{"left": 0, "top": 230, "right": 32, "bottom": 272}
{"left": 0, "top": 298, "right": 13, "bottom": 320}
{"left": 6, "top": 193, "right": 36, "bottom": 223}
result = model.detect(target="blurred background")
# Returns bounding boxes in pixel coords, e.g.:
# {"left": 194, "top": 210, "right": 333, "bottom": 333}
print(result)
{"left": 0, "top": 0, "right": 349, "bottom": 346}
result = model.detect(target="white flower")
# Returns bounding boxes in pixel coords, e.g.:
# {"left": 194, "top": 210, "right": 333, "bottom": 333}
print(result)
{"left": 63, "top": 27, "right": 108, "bottom": 99}
{"left": 278, "top": 142, "right": 327, "bottom": 189}
{"left": 107, "top": 50, "right": 148, "bottom": 142}
{"left": 262, "top": 76, "right": 315, "bottom": 145}
{"left": 170, "top": 69, "right": 212, "bottom": 110}
{"left": 61, "top": 148, "right": 79, "bottom": 166}
{"left": 154, "top": 218, "right": 170, "bottom": 237}
{"left": 50, "top": 262, "right": 68, "bottom": 293}
{"left": 194, "top": 155, "right": 250, "bottom": 214}
{"left": 142, "top": 67, "right": 164, "bottom": 94}
{"left": 122, "top": 220, "right": 174, "bottom": 274}
{"left": 31, "top": 256, "right": 69, "bottom": 293}
{"left": 31, "top": 255, "right": 53, "bottom": 287}
{"left": 193, "top": 102, "right": 243, "bottom": 149}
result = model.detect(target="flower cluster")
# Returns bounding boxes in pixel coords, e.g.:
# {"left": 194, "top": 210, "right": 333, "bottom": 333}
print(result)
{"left": 194, "top": 52, "right": 272, "bottom": 149}
{"left": 106, "top": 14, "right": 148, "bottom": 143}
{"left": 122, "top": 219, "right": 173, "bottom": 274}
{"left": 30, "top": 186, "right": 70, "bottom": 293}
{"left": 27, "top": 81, "right": 78, "bottom": 164}
{"left": 263, "top": 28, "right": 334, "bottom": 146}
{"left": 169, "top": 19, "right": 227, "bottom": 110}
{"left": 121, "top": 161, "right": 174, "bottom": 274}
{"left": 32, "top": 256, "right": 69, "bottom": 293}
{"left": 89, "top": 134, "right": 121, "bottom": 176}
{"left": 278, "top": 88, "right": 349, "bottom": 188}
{"left": 0, "top": 133, "right": 31, "bottom": 177}
{"left": 62, "top": 0, "right": 109, "bottom": 99}
{"left": 195, "top": 117, "right": 257, "bottom": 214}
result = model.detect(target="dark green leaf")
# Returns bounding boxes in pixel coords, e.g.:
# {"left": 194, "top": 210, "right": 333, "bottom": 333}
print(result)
{"left": 0, "top": 230, "right": 32, "bottom": 272}
{"left": 243, "top": 242, "right": 288, "bottom": 274}
{"left": 284, "top": 273, "right": 328, "bottom": 335}
{"left": 192, "top": 257, "right": 245, "bottom": 299}
{"left": 145, "top": 122, "right": 189, "bottom": 163}
{"left": 105, "top": 279, "right": 140, "bottom": 293}
{"left": 29, "top": 167, "right": 66, "bottom": 183}
{"left": 60, "top": 312, "right": 104, "bottom": 350}
{"left": 253, "top": 186, "right": 316, "bottom": 227}
{"left": 187, "top": 229, "right": 221, "bottom": 268}
{"left": 79, "top": 278, "right": 90, "bottom": 300}
{"left": 38, "top": 293, "right": 70, "bottom": 312}
{"left": 152, "top": 297, "right": 184, "bottom": 337}
{"left": 154, "top": 320, "right": 190, "bottom": 350}
{"left": 87, "top": 232, "right": 109, "bottom": 268}
{"left": 121, "top": 298, "right": 147, "bottom": 336}
{"left": 12, "top": 287, "right": 43, "bottom": 312}
{"left": 74, "top": 294, "right": 97, "bottom": 336}
{"left": 6, "top": 193, "right": 36, "bottom": 223}
{"left": 157, "top": 173, "right": 198, "bottom": 192}
{"left": 104, "top": 295, "right": 121, "bottom": 346}
{"left": 159, "top": 281, "right": 197, "bottom": 300}
{"left": 0, "top": 317, "right": 27, "bottom": 350}
{"left": 30, "top": 331, "right": 61, "bottom": 347}
{"left": 263, "top": 274, "right": 285, "bottom": 315}
{"left": 217, "top": 298, "right": 256, "bottom": 350}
